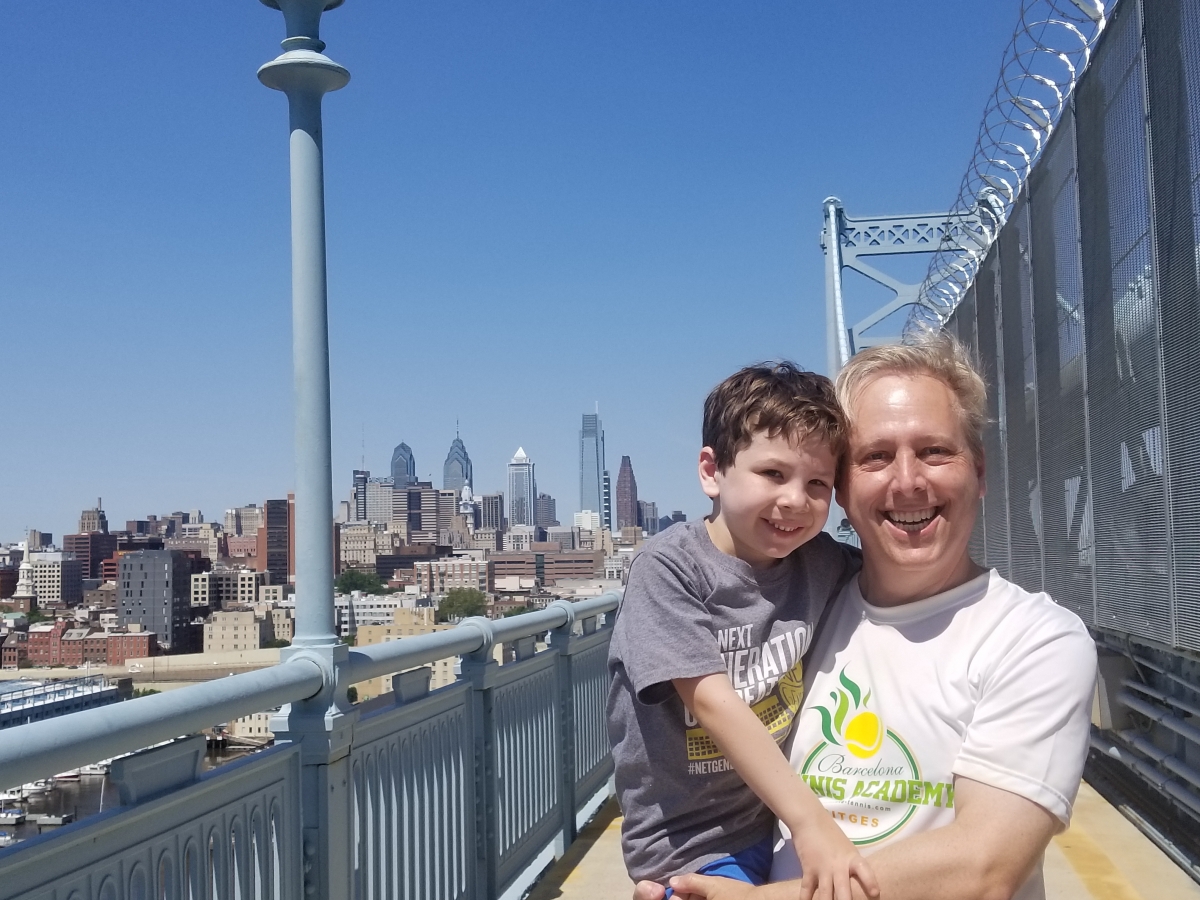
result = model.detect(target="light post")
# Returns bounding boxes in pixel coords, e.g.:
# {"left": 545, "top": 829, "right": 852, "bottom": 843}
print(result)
{"left": 257, "top": 0, "right": 348, "bottom": 651}
{"left": 257, "top": 5, "right": 354, "bottom": 897}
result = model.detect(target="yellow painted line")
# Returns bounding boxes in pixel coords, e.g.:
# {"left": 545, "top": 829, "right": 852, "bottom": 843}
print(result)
{"left": 559, "top": 814, "right": 627, "bottom": 887}
{"left": 1053, "top": 826, "right": 1145, "bottom": 900}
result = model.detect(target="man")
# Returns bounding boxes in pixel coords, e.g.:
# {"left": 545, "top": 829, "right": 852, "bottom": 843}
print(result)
{"left": 641, "top": 336, "right": 1097, "bottom": 900}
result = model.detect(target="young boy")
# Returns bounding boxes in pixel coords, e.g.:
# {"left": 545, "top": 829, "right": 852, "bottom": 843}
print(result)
{"left": 607, "top": 362, "right": 876, "bottom": 899}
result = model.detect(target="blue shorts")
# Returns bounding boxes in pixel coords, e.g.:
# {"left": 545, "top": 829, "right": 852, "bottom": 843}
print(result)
{"left": 664, "top": 836, "right": 773, "bottom": 898}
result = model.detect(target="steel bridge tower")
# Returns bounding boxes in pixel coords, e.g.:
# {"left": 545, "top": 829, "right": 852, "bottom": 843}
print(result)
{"left": 822, "top": 197, "right": 980, "bottom": 373}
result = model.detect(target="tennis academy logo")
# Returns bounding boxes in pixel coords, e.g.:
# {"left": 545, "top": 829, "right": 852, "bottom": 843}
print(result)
{"left": 798, "top": 667, "right": 953, "bottom": 845}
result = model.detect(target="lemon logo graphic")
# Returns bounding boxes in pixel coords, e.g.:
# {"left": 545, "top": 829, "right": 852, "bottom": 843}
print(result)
{"left": 803, "top": 667, "right": 930, "bottom": 846}
{"left": 843, "top": 711, "right": 884, "bottom": 758}
{"left": 815, "top": 668, "right": 881, "bottom": 758}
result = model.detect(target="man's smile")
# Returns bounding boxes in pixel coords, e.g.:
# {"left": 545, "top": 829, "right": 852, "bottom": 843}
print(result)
{"left": 883, "top": 507, "right": 941, "bottom": 533}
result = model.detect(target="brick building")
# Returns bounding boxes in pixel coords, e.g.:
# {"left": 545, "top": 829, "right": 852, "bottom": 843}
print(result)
{"left": 413, "top": 558, "right": 492, "bottom": 596}
{"left": 107, "top": 630, "right": 157, "bottom": 665}
{"left": 489, "top": 550, "right": 604, "bottom": 585}
{"left": 1, "top": 631, "right": 28, "bottom": 669}
{"left": 26, "top": 620, "right": 69, "bottom": 666}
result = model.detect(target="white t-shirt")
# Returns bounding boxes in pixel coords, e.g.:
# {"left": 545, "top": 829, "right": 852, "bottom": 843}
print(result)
{"left": 771, "top": 570, "right": 1096, "bottom": 900}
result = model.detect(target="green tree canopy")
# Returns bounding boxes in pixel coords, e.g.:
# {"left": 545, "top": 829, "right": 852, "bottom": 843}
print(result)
{"left": 335, "top": 569, "right": 387, "bottom": 595}
{"left": 437, "top": 588, "right": 488, "bottom": 623}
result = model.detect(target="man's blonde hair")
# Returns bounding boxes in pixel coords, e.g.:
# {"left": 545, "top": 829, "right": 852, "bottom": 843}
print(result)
{"left": 835, "top": 333, "right": 988, "bottom": 462}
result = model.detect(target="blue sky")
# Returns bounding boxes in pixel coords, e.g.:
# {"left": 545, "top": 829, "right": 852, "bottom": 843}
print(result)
{"left": 0, "top": 2, "right": 1016, "bottom": 541}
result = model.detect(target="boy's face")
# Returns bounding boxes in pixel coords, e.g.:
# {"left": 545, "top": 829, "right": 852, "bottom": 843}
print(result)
{"left": 699, "top": 430, "right": 836, "bottom": 567}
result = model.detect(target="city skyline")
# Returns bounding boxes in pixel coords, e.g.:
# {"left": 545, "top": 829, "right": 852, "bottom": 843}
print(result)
{"left": 0, "top": 419, "right": 665, "bottom": 546}
{"left": 0, "top": 4, "right": 1016, "bottom": 540}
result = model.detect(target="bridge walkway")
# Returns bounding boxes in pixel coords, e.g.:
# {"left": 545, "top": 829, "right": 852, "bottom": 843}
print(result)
{"left": 532, "top": 783, "right": 1200, "bottom": 900}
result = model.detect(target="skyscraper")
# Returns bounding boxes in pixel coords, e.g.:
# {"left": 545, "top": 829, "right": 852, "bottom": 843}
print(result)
{"left": 224, "top": 504, "right": 264, "bottom": 537}
{"left": 366, "top": 477, "right": 394, "bottom": 524}
{"left": 64, "top": 532, "right": 118, "bottom": 580}
{"left": 443, "top": 434, "right": 473, "bottom": 494}
{"left": 602, "top": 470, "right": 613, "bottom": 533}
{"left": 391, "top": 442, "right": 417, "bottom": 487}
{"left": 480, "top": 493, "right": 505, "bottom": 530}
{"left": 79, "top": 500, "right": 108, "bottom": 535}
{"left": 639, "top": 500, "right": 659, "bottom": 535}
{"left": 535, "top": 493, "right": 559, "bottom": 528}
{"left": 257, "top": 499, "right": 291, "bottom": 587}
{"left": 352, "top": 470, "right": 369, "bottom": 521}
{"left": 391, "top": 483, "right": 442, "bottom": 544}
{"left": 615, "top": 456, "right": 639, "bottom": 529}
{"left": 579, "top": 413, "right": 605, "bottom": 520}
{"left": 507, "top": 448, "right": 537, "bottom": 527}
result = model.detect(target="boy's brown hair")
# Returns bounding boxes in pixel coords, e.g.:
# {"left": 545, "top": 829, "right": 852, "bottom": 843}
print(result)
{"left": 703, "top": 361, "right": 846, "bottom": 470}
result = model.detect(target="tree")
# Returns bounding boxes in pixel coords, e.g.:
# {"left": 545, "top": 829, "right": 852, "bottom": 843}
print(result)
{"left": 335, "top": 569, "right": 387, "bottom": 595}
{"left": 263, "top": 638, "right": 291, "bottom": 649}
{"left": 437, "top": 588, "right": 488, "bottom": 623}
{"left": 502, "top": 605, "right": 530, "bottom": 617}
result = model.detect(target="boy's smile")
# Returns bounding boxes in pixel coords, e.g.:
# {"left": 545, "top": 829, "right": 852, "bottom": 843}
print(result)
{"left": 699, "top": 431, "right": 836, "bottom": 568}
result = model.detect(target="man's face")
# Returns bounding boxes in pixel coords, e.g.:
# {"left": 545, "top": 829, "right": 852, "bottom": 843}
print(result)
{"left": 699, "top": 431, "right": 836, "bottom": 567}
{"left": 839, "top": 373, "right": 983, "bottom": 604}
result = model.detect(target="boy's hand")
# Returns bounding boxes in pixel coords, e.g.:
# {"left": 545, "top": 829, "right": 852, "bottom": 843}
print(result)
{"left": 658, "top": 875, "right": 798, "bottom": 900}
{"left": 790, "top": 815, "right": 879, "bottom": 900}
{"left": 633, "top": 880, "right": 666, "bottom": 900}
{"left": 669, "top": 874, "right": 755, "bottom": 900}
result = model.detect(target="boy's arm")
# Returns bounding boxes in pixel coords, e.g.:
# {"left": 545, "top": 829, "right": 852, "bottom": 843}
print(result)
{"left": 674, "top": 673, "right": 878, "bottom": 900}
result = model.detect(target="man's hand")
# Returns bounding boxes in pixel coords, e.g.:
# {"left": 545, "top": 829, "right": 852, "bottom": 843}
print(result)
{"left": 790, "top": 813, "right": 878, "bottom": 900}
{"left": 633, "top": 880, "right": 666, "bottom": 900}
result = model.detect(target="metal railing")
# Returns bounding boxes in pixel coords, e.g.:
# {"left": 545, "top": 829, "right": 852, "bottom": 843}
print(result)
{"left": 0, "top": 593, "right": 620, "bottom": 900}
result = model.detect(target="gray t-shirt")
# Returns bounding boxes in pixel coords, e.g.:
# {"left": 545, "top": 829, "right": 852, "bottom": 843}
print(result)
{"left": 607, "top": 519, "right": 858, "bottom": 882}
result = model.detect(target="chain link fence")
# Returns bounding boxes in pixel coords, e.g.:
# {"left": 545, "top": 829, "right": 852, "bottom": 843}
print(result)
{"left": 944, "top": 0, "right": 1200, "bottom": 653}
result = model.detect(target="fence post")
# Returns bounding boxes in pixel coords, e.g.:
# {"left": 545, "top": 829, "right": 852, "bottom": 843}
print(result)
{"left": 460, "top": 616, "right": 500, "bottom": 900}
{"left": 548, "top": 600, "right": 579, "bottom": 856}
{"left": 269, "top": 645, "right": 358, "bottom": 900}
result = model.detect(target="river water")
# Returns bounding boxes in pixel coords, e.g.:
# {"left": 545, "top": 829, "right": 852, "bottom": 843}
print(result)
{"left": 2, "top": 747, "right": 254, "bottom": 846}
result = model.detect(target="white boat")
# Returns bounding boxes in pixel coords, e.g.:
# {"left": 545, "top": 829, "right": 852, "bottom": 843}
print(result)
{"left": 53, "top": 769, "right": 81, "bottom": 782}
{"left": 79, "top": 760, "right": 110, "bottom": 776}
{"left": 21, "top": 780, "right": 50, "bottom": 794}
{"left": 0, "top": 790, "right": 23, "bottom": 804}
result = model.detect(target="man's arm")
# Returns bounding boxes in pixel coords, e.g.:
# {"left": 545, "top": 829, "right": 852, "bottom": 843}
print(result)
{"left": 847, "top": 777, "right": 1057, "bottom": 900}
{"left": 651, "top": 776, "right": 1059, "bottom": 900}
{"left": 675, "top": 674, "right": 878, "bottom": 900}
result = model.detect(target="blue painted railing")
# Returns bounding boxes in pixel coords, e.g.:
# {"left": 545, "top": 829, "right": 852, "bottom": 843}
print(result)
{"left": 0, "top": 593, "right": 619, "bottom": 900}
